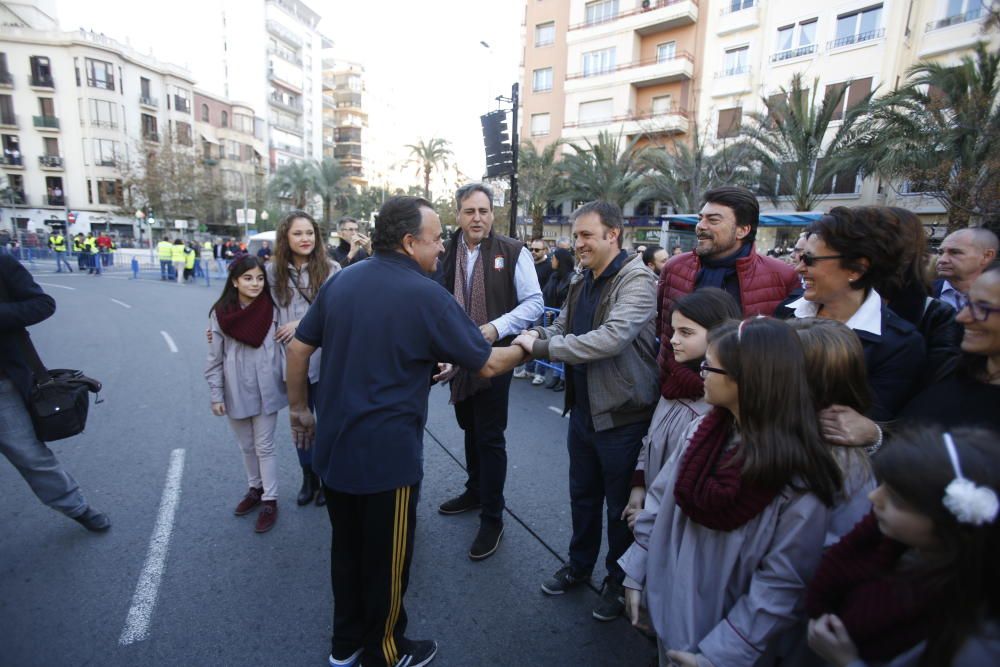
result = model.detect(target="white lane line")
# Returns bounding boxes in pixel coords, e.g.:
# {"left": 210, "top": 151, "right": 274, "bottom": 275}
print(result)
{"left": 36, "top": 282, "right": 76, "bottom": 291}
{"left": 110, "top": 298, "right": 132, "bottom": 309}
{"left": 119, "top": 448, "right": 186, "bottom": 646}
{"left": 160, "top": 331, "right": 178, "bottom": 353}
{"left": 548, "top": 406, "right": 569, "bottom": 418}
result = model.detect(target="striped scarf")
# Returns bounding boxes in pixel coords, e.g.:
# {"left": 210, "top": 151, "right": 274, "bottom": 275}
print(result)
{"left": 450, "top": 235, "right": 493, "bottom": 404}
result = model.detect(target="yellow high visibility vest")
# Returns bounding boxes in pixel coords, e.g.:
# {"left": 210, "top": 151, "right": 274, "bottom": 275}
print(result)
{"left": 158, "top": 240, "right": 174, "bottom": 260}
{"left": 170, "top": 244, "right": 186, "bottom": 262}
{"left": 51, "top": 234, "right": 66, "bottom": 251}
{"left": 84, "top": 238, "right": 97, "bottom": 251}
{"left": 184, "top": 247, "right": 196, "bottom": 270}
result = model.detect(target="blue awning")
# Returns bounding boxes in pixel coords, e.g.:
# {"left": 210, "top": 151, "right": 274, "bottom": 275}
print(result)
{"left": 664, "top": 212, "right": 824, "bottom": 227}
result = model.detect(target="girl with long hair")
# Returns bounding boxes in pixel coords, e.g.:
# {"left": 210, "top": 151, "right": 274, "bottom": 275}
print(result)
{"left": 807, "top": 425, "right": 1000, "bottom": 666}
{"left": 620, "top": 317, "right": 842, "bottom": 667}
{"left": 266, "top": 210, "right": 339, "bottom": 506}
{"left": 623, "top": 287, "right": 741, "bottom": 530}
{"left": 205, "top": 256, "right": 287, "bottom": 533}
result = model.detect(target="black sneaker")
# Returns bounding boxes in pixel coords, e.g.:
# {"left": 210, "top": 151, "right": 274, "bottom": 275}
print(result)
{"left": 541, "top": 564, "right": 590, "bottom": 595}
{"left": 391, "top": 639, "right": 437, "bottom": 667}
{"left": 72, "top": 507, "right": 111, "bottom": 532}
{"left": 468, "top": 520, "right": 504, "bottom": 561}
{"left": 438, "top": 492, "right": 480, "bottom": 515}
{"left": 592, "top": 577, "right": 625, "bottom": 621}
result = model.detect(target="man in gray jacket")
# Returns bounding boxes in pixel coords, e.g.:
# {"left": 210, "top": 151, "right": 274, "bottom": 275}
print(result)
{"left": 513, "top": 200, "right": 658, "bottom": 622}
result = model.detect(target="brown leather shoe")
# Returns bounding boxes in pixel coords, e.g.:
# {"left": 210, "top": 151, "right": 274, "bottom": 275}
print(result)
{"left": 234, "top": 487, "right": 263, "bottom": 516}
{"left": 255, "top": 500, "right": 278, "bottom": 533}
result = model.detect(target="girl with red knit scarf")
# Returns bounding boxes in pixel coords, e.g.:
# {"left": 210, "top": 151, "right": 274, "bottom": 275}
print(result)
{"left": 205, "top": 256, "right": 287, "bottom": 534}
{"left": 807, "top": 425, "right": 1000, "bottom": 667}
{"left": 619, "top": 317, "right": 842, "bottom": 667}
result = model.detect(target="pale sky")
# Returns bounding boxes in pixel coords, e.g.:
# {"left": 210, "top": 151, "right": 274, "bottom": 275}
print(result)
{"left": 54, "top": 0, "right": 524, "bottom": 197}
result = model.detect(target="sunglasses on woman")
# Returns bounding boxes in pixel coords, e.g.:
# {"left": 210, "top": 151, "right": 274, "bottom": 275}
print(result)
{"left": 798, "top": 253, "right": 845, "bottom": 267}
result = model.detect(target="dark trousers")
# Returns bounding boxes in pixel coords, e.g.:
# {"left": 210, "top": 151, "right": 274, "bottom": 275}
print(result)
{"left": 325, "top": 484, "right": 419, "bottom": 667}
{"left": 454, "top": 371, "right": 513, "bottom": 522}
{"left": 566, "top": 409, "right": 646, "bottom": 581}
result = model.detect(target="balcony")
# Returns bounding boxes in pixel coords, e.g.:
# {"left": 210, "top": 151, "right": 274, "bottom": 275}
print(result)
{"left": 920, "top": 9, "right": 986, "bottom": 57}
{"left": 29, "top": 74, "right": 54, "bottom": 89}
{"left": 568, "top": 0, "right": 698, "bottom": 43}
{"left": 268, "top": 94, "right": 303, "bottom": 114}
{"left": 0, "top": 71, "right": 12, "bottom": 87}
{"left": 39, "top": 155, "right": 64, "bottom": 169}
{"left": 566, "top": 52, "right": 693, "bottom": 93}
{"left": 47, "top": 195, "right": 65, "bottom": 206}
{"left": 143, "top": 131, "right": 160, "bottom": 142}
{"left": 269, "top": 140, "right": 304, "bottom": 156}
{"left": 563, "top": 109, "right": 689, "bottom": 143}
{"left": 1, "top": 155, "right": 23, "bottom": 168}
{"left": 334, "top": 146, "right": 362, "bottom": 160}
{"left": 5, "top": 189, "right": 26, "bottom": 204}
{"left": 826, "top": 28, "right": 885, "bottom": 51}
{"left": 770, "top": 44, "right": 818, "bottom": 64}
{"left": 268, "top": 46, "right": 303, "bottom": 66}
{"left": 927, "top": 7, "right": 983, "bottom": 31}
{"left": 323, "top": 94, "right": 336, "bottom": 108}
{"left": 0, "top": 113, "right": 16, "bottom": 128}
{"left": 717, "top": 1, "right": 759, "bottom": 35}
{"left": 91, "top": 119, "right": 118, "bottom": 130}
{"left": 87, "top": 76, "right": 115, "bottom": 91}
{"left": 711, "top": 66, "right": 753, "bottom": 97}
{"left": 96, "top": 158, "right": 117, "bottom": 167}
{"left": 272, "top": 118, "right": 303, "bottom": 135}
{"left": 140, "top": 95, "right": 158, "bottom": 109}
{"left": 33, "top": 115, "right": 60, "bottom": 130}
{"left": 173, "top": 96, "right": 190, "bottom": 113}
{"left": 266, "top": 20, "right": 302, "bottom": 47}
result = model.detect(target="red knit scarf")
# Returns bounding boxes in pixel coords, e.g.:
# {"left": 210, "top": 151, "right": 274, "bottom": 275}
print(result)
{"left": 806, "top": 512, "right": 937, "bottom": 661}
{"left": 660, "top": 353, "right": 705, "bottom": 400}
{"left": 673, "top": 408, "right": 781, "bottom": 531}
{"left": 216, "top": 292, "right": 274, "bottom": 348}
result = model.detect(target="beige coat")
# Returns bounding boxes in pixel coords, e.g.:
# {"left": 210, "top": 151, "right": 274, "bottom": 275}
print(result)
{"left": 205, "top": 308, "right": 287, "bottom": 419}
{"left": 266, "top": 260, "right": 339, "bottom": 384}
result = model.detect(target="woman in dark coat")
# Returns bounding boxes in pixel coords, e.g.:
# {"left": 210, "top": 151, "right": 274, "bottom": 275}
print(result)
{"left": 543, "top": 248, "right": 575, "bottom": 309}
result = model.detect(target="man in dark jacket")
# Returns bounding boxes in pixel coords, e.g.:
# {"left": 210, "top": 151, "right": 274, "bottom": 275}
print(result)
{"left": 0, "top": 254, "right": 110, "bottom": 531}
{"left": 329, "top": 216, "right": 371, "bottom": 267}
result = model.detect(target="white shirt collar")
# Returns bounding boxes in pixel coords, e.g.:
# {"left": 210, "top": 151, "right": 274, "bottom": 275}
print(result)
{"left": 789, "top": 288, "right": 883, "bottom": 336}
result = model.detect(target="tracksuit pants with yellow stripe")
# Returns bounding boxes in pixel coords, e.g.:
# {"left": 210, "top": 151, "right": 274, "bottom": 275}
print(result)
{"left": 325, "top": 484, "right": 419, "bottom": 667}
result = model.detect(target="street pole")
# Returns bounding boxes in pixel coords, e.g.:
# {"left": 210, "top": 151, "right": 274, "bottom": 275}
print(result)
{"left": 508, "top": 82, "right": 519, "bottom": 239}
{"left": 240, "top": 171, "right": 249, "bottom": 244}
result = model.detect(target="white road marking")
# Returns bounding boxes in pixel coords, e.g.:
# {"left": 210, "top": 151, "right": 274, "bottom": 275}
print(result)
{"left": 36, "top": 282, "right": 76, "bottom": 291}
{"left": 110, "top": 298, "right": 132, "bottom": 309}
{"left": 548, "top": 406, "right": 568, "bottom": 418}
{"left": 119, "top": 448, "right": 186, "bottom": 646}
{"left": 160, "top": 331, "right": 178, "bottom": 353}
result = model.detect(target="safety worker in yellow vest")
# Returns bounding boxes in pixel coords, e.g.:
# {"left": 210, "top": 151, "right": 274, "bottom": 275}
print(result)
{"left": 171, "top": 239, "right": 186, "bottom": 284}
{"left": 199, "top": 240, "right": 213, "bottom": 278}
{"left": 83, "top": 233, "right": 101, "bottom": 275}
{"left": 183, "top": 242, "right": 196, "bottom": 282}
{"left": 48, "top": 231, "right": 73, "bottom": 273}
{"left": 158, "top": 237, "right": 174, "bottom": 280}
{"left": 73, "top": 234, "right": 86, "bottom": 271}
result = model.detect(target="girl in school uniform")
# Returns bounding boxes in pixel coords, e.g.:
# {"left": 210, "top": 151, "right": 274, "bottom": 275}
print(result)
{"left": 205, "top": 256, "right": 287, "bottom": 533}
{"left": 266, "top": 210, "right": 340, "bottom": 507}
{"left": 807, "top": 425, "right": 1000, "bottom": 667}
{"left": 620, "top": 317, "right": 842, "bottom": 667}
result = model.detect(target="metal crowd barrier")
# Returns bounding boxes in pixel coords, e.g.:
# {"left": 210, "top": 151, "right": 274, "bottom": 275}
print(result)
{"left": 530, "top": 307, "right": 564, "bottom": 379}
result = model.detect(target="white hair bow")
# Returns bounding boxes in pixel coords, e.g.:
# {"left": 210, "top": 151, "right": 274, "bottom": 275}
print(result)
{"left": 942, "top": 433, "right": 999, "bottom": 526}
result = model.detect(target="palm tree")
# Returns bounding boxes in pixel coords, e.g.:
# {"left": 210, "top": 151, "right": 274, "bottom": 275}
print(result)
{"left": 312, "top": 158, "right": 354, "bottom": 228}
{"left": 739, "top": 72, "right": 873, "bottom": 212}
{"left": 846, "top": 43, "right": 1000, "bottom": 230}
{"left": 636, "top": 124, "right": 753, "bottom": 213}
{"left": 267, "top": 160, "right": 317, "bottom": 210}
{"left": 405, "top": 138, "right": 452, "bottom": 200}
{"left": 517, "top": 140, "right": 565, "bottom": 239}
{"left": 559, "top": 131, "right": 644, "bottom": 209}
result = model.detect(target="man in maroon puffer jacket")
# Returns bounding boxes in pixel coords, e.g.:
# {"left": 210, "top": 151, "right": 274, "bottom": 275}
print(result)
{"left": 656, "top": 187, "right": 800, "bottom": 382}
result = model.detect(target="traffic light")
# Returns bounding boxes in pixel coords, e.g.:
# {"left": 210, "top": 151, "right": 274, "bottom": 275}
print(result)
{"left": 481, "top": 110, "right": 514, "bottom": 178}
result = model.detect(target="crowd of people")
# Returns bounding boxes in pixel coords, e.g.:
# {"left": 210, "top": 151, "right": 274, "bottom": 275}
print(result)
{"left": 3, "top": 176, "right": 999, "bottom": 667}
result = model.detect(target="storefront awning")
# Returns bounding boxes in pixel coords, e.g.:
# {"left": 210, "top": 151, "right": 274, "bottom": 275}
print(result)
{"left": 200, "top": 131, "right": 220, "bottom": 145}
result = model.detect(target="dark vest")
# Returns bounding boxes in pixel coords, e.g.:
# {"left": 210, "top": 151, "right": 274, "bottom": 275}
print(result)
{"left": 439, "top": 232, "right": 522, "bottom": 345}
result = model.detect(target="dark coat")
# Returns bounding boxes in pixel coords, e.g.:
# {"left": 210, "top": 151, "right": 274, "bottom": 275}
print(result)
{"left": 0, "top": 254, "right": 56, "bottom": 401}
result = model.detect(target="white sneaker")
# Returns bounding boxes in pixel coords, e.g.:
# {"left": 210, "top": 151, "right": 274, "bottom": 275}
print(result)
{"left": 531, "top": 374, "right": 545, "bottom": 385}
{"left": 513, "top": 367, "right": 528, "bottom": 379}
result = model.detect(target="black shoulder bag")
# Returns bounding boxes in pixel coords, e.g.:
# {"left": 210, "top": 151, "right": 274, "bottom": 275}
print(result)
{"left": 0, "top": 279, "right": 102, "bottom": 441}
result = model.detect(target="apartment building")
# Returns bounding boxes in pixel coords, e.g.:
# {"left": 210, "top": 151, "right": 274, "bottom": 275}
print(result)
{"left": 194, "top": 90, "right": 267, "bottom": 228}
{"left": 0, "top": 19, "right": 196, "bottom": 237}
{"left": 218, "top": 0, "right": 332, "bottom": 172}
{"left": 322, "top": 59, "right": 368, "bottom": 188}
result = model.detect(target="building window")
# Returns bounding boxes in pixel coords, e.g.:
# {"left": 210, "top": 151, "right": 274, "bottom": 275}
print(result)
{"left": 96, "top": 178, "right": 123, "bottom": 205}
{"left": 728, "top": 0, "right": 755, "bottom": 11}
{"left": 582, "top": 47, "right": 616, "bottom": 77}
{"left": 171, "top": 87, "right": 191, "bottom": 113}
{"left": 722, "top": 46, "right": 750, "bottom": 76}
{"left": 535, "top": 21, "right": 555, "bottom": 46}
{"left": 717, "top": 106, "right": 742, "bottom": 138}
{"left": 175, "top": 121, "right": 192, "bottom": 146}
{"left": 29, "top": 56, "right": 53, "bottom": 87}
{"left": 656, "top": 42, "right": 677, "bottom": 63}
{"left": 88, "top": 99, "right": 117, "bottom": 128}
{"left": 221, "top": 110, "right": 229, "bottom": 127}
{"left": 201, "top": 103, "right": 210, "bottom": 122}
{"left": 85, "top": 58, "right": 115, "bottom": 90}
{"left": 578, "top": 98, "right": 614, "bottom": 126}
{"left": 773, "top": 19, "right": 818, "bottom": 61}
{"left": 530, "top": 113, "right": 551, "bottom": 136}
{"left": 814, "top": 159, "right": 860, "bottom": 195}
{"left": 233, "top": 113, "right": 254, "bottom": 134}
{"left": 532, "top": 67, "right": 553, "bottom": 92}
{"left": 141, "top": 113, "right": 158, "bottom": 140}
{"left": 93, "top": 138, "right": 119, "bottom": 166}
{"left": 0, "top": 94, "right": 14, "bottom": 124}
{"left": 43, "top": 136, "right": 58, "bottom": 156}
{"left": 651, "top": 95, "right": 673, "bottom": 115}
{"left": 585, "top": 0, "right": 619, "bottom": 26}
{"left": 0, "top": 53, "right": 11, "bottom": 85}
{"left": 833, "top": 4, "right": 883, "bottom": 48}
{"left": 824, "top": 77, "right": 873, "bottom": 121}
{"left": 38, "top": 97, "right": 55, "bottom": 119}
{"left": 46, "top": 176, "right": 64, "bottom": 205}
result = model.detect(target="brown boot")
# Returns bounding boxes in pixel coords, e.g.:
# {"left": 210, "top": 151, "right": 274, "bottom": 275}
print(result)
{"left": 234, "top": 487, "right": 263, "bottom": 516}
{"left": 255, "top": 500, "right": 278, "bottom": 533}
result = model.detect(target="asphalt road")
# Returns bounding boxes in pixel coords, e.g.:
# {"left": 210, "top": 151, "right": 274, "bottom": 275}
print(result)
{"left": 0, "top": 264, "right": 653, "bottom": 666}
